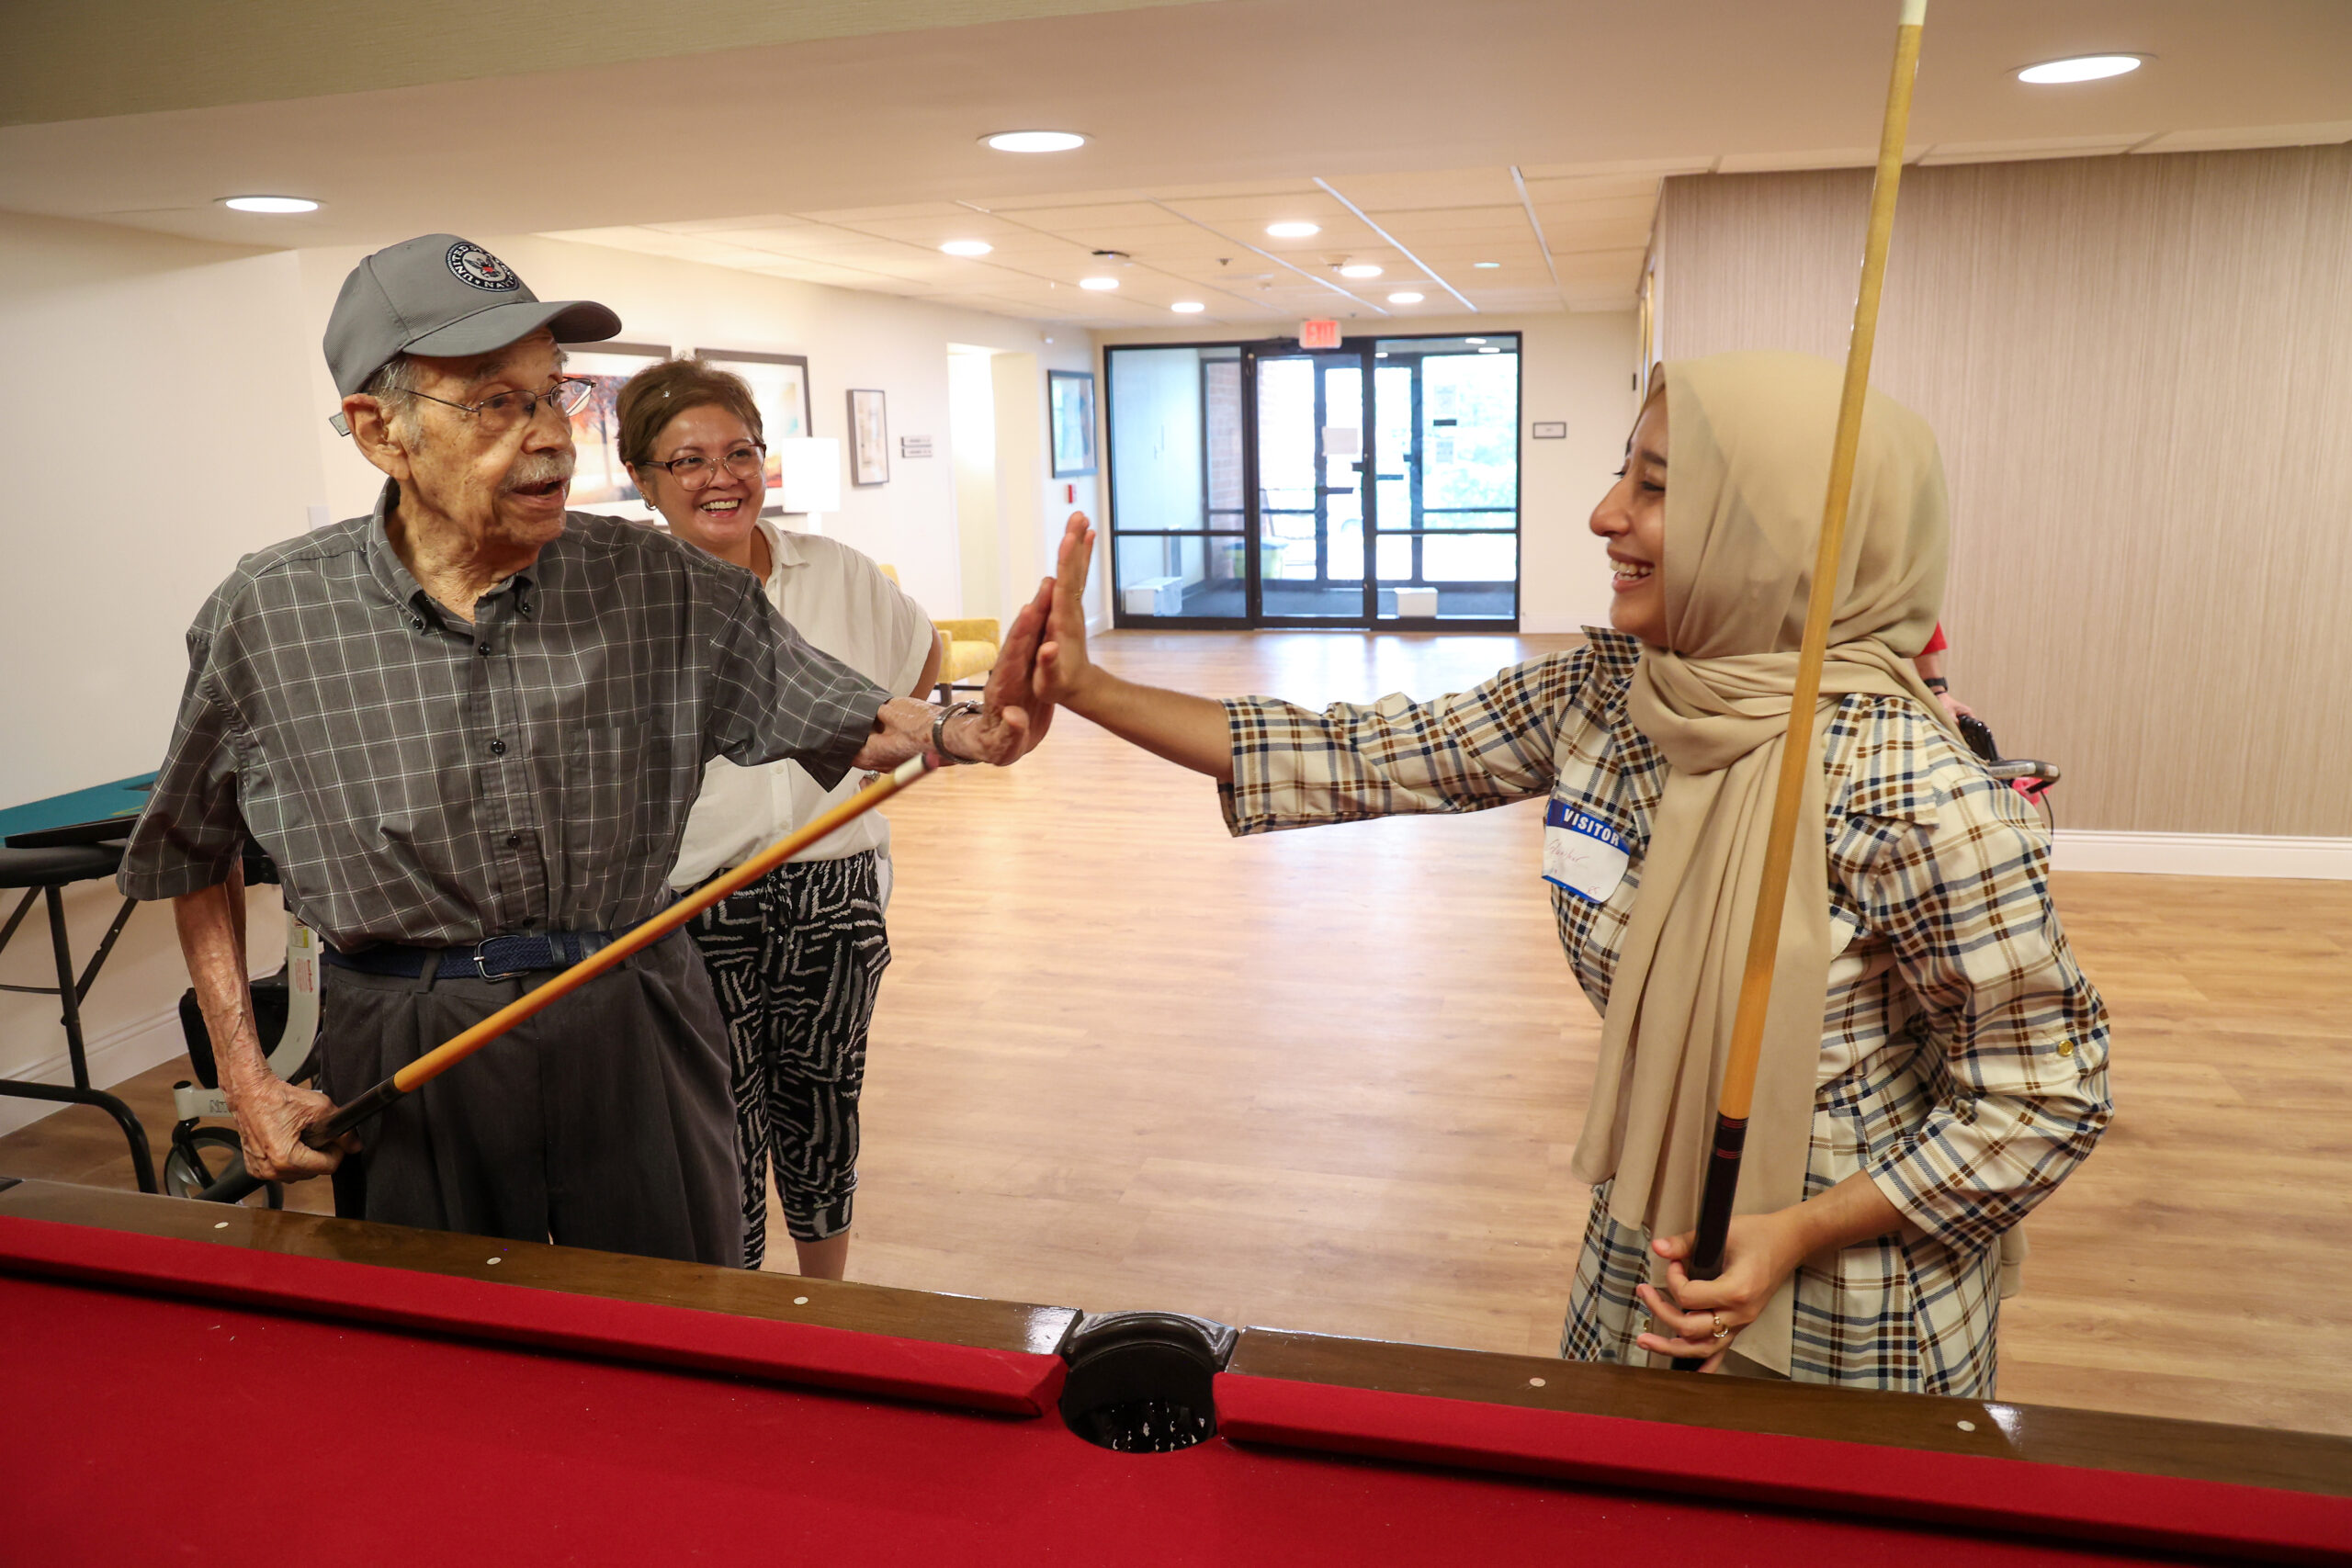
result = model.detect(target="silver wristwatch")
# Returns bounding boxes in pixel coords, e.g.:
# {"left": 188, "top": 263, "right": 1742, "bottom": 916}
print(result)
{"left": 932, "top": 701, "right": 983, "bottom": 764}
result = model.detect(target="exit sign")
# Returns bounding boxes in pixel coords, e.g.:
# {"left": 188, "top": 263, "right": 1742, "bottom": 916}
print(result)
{"left": 1299, "top": 319, "right": 1340, "bottom": 349}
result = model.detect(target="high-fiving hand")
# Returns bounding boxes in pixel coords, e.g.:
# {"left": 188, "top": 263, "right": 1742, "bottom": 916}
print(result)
{"left": 1035, "top": 512, "right": 1099, "bottom": 710}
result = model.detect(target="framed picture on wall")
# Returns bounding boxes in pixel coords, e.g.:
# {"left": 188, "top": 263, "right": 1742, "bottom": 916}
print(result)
{"left": 562, "top": 341, "right": 673, "bottom": 519}
{"left": 695, "top": 349, "right": 813, "bottom": 516}
{"left": 848, "top": 388, "right": 888, "bottom": 486}
{"left": 1048, "top": 369, "right": 1097, "bottom": 478}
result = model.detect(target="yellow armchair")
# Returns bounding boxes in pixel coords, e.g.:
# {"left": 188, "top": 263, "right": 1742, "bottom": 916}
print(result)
{"left": 932, "top": 617, "right": 999, "bottom": 700}
{"left": 879, "top": 565, "right": 999, "bottom": 700}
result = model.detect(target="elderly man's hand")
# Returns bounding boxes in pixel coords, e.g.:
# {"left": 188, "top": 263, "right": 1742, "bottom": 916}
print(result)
{"left": 227, "top": 1071, "right": 349, "bottom": 1183}
{"left": 960, "top": 575, "right": 1056, "bottom": 762}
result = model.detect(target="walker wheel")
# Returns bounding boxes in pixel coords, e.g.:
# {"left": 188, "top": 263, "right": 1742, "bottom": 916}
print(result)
{"left": 164, "top": 1128, "right": 284, "bottom": 1209}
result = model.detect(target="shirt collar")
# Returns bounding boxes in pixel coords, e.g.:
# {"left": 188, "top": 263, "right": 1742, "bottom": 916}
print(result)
{"left": 761, "top": 514, "right": 812, "bottom": 576}
{"left": 364, "top": 479, "right": 540, "bottom": 627}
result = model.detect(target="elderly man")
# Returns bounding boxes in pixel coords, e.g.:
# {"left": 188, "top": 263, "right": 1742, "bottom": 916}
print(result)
{"left": 120, "top": 234, "right": 1048, "bottom": 1265}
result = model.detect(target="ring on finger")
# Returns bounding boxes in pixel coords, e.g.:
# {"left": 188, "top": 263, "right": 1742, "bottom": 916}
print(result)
{"left": 1711, "top": 1313, "right": 1732, "bottom": 1341}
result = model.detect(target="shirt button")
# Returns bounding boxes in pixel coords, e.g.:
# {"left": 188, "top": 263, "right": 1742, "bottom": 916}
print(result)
{"left": 478, "top": 642, "right": 492, "bottom": 657}
{"left": 2057, "top": 1040, "right": 2075, "bottom": 1057}
{"left": 489, "top": 738, "right": 507, "bottom": 756}
{"left": 506, "top": 832, "right": 521, "bottom": 847}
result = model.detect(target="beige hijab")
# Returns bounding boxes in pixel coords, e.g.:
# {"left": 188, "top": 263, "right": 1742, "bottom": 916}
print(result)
{"left": 1567, "top": 352, "right": 1959, "bottom": 1376}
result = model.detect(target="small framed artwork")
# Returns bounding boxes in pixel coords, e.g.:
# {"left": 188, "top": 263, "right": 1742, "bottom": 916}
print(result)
{"left": 563, "top": 341, "right": 673, "bottom": 519}
{"left": 695, "top": 349, "right": 813, "bottom": 515}
{"left": 1048, "top": 369, "right": 1097, "bottom": 478}
{"left": 848, "top": 388, "right": 889, "bottom": 486}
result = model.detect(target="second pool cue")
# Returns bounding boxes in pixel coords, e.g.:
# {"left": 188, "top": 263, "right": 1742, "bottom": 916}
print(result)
{"left": 1672, "top": 0, "right": 1926, "bottom": 1370}
{"left": 198, "top": 752, "right": 942, "bottom": 1204}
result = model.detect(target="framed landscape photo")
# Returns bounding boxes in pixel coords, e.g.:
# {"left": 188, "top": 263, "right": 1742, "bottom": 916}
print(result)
{"left": 1048, "top": 369, "right": 1097, "bottom": 478}
{"left": 695, "top": 349, "right": 812, "bottom": 515}
{"left": 848, "top": 388, "right": 888, "bottom": 486}
{"left": 561, "top": 341, "right": 673, "bottom": 519}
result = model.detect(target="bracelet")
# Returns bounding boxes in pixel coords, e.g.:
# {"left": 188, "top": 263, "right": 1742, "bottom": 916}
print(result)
{"left": 931, "top": 701, "right": 983, "bottom": 764}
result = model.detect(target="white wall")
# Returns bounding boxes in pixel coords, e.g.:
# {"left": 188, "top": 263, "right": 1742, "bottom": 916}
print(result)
{"left": 1091, "top": 310, "right": 1638, "bottom": 634}
{"left": 0, "top": 210, "right": 316, "bottom": 1126}
{"left": 0, "top": 212, "right": 1103, "bottom": 1127}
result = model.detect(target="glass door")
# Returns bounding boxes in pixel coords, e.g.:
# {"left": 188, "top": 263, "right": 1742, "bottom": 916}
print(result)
{"left": 1104, "top": 334, "right": 1518, "bottom": 629}
{"left": 1250, "top": 348, "right": 1369, "bottom": 623}
{"left": 1370, "top": 335, "right": 1521, "bottom": 626}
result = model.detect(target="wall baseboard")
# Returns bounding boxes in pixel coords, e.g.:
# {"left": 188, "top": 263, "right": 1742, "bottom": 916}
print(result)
{"left": 0, "top": 1002, "right": 191, "bottom": 1141}
{"left": 2051, "top": 830, "right": 2352, "bottom": 880}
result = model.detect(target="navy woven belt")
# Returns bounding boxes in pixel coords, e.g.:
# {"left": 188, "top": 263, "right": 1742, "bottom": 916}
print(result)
{"left": 322, "top": 930, "right": 628, "bottom": 983}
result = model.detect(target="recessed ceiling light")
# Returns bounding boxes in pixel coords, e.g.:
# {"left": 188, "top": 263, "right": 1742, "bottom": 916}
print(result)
{"left": 1266, "top": 221, "right": 1320, "bottom": 238}
{"left": 940, "top": 240, "right": 993, "bottom": 256}
{"left": 1374, "top": 351, "right": 1390, "bottom": 358}
{"left": 1387, "top": 291, "right": 1424, "bottom": 305}
{"left": 1170, "top": 301, "right": 1206, "bottom": 313}
{"left": 2016, "top": 54, "right": 2143, "bottom": 85}
{"left": 220, "top": 195, "right": 318, "bottom": 213}
{"left": 1079, "top": 276, "right": 1120, "bottom": 290}
{"left": 984, "top": 130, "right": 1088, "bottom": 152}
{"left": 1477, "top": 346, "right": 1501, "bottom": 354}
{"left": 1473, "top": 261, "right": 1501, "bottom": 269}
{"left": 1338, "top": 263, "right": 1383, "bottom": 278}
{"left": 1464, "top": 337, "right": 1487, "bottom": 344}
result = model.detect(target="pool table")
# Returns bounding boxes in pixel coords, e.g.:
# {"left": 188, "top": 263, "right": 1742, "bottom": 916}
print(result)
{"left": 2, "top": 1175, "right": 2345, "bottom": 1564}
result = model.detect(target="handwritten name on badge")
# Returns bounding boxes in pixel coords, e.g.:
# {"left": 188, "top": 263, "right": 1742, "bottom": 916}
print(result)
{"left": 1543, "top": 799, "right": 1629, "bottom": 903}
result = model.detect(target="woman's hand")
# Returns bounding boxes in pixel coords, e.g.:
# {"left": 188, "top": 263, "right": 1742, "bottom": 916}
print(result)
{"left": 1035, "top": 513, "right": 1100, "bottom": 712}
{"left": 1634, "top": 1212, "right": 1812, "bottom": 1371}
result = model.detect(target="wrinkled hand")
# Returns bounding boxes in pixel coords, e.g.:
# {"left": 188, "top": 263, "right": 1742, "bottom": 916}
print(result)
{"left": 227, "top": 1071, "right": 352, "bottom": 1183}
{"left": 1634, "top": 1212, "right": 1808, "bottom": 1371}
{"left": 1938, "top": 691, "right": 1977, "bottom": 721}
{"left": 1035, "top": 512, "right": 1099, "bottom": 711}
{"left": 956, "top": 576, "right": 1056, "bottom": 763}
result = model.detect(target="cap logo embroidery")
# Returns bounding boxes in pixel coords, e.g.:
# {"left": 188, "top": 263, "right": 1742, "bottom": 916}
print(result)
{"left": 447, "top": 242, "right": 521, "bottom": 292}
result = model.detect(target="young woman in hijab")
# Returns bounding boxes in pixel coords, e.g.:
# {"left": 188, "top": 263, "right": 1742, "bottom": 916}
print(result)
{"left": 619, "top": 359, "right": 942, "bottom": 1279}
{"left": 1028, "top": 351, "right": 2109, "bottom": 1394}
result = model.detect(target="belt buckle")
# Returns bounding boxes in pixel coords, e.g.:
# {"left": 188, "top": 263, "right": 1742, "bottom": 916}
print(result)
{"left": 470, "top": 936, "right": 532, "bottom": 982}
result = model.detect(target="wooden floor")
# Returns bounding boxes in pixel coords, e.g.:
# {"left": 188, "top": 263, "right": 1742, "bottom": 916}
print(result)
{"left": 6, "top": 629, "right": 2348, "bottom": 1437}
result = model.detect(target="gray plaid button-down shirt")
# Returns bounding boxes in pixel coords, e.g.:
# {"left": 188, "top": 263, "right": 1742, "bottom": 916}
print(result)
{"left": 119, "top": 482, "right": 891, "bottom": 952}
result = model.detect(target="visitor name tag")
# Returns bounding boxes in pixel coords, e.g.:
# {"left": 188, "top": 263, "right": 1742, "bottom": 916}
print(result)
{"left": 1543, "top": 800, "right": 1630, "bottom": 903}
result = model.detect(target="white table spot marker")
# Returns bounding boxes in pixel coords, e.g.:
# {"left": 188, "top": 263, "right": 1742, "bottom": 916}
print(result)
{"left": 793, "top": 1296, "right": 809, "bottom": 1306}
{"left": 1956, "top": 1419, "right": 1976, "bottom": 1432}
{"left": 486, "top": 1257, "right": 502, "bottom": 1266}
{"left": 213, "top": 1221, "right": 230, "bottom": 1229}
{"left": 1528, "top": 1377, "right": 1546, "bottom": 1388}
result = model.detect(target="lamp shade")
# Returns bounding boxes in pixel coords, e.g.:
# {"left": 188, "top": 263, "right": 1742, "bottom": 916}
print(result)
{"left": 774, "top": 437, "right": 842, "bottom": 513}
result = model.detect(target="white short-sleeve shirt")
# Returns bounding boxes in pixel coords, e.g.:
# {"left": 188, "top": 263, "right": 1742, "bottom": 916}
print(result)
{"left": 668, "top": 517, "right": 934, "bottom": 886}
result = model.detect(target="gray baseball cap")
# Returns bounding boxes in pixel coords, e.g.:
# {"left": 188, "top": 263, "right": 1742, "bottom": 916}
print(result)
{"left": 323, "top": 233, "right": 623, "bottom": 398}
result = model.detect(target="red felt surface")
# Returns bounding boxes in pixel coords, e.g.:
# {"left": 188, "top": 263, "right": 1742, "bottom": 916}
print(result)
{"left": 0, "top": 1213, "right": 1061, "bottom": 1416}
{"left": 1, "top": 1265, "right": 2251, "bottom": 1566}
{"left": 1220, "top": 1371, "right": 2352, "bottom": 1565}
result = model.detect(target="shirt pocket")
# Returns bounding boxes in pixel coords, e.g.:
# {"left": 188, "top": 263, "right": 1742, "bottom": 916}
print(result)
{"left": 563, "top": 719, "right": 643, "bottom": 914}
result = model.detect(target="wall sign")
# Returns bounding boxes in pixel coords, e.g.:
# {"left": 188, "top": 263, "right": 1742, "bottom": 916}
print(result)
{"left": 1532, "top": 422, "right": 1567, "bottom": 439}
{"left": 899, "top": 435, "right": 933, "bottom": 458}
{"left": 1299, "top": 319, "right": 1340, "bottom": 349}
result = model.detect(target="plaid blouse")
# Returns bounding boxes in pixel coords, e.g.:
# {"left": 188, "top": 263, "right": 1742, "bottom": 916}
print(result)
{"left": 119, "top": 483, "right": 890, "bottom": 952}
{"left": 1220, "top": 629, "right": 2111, "bottom": 1395}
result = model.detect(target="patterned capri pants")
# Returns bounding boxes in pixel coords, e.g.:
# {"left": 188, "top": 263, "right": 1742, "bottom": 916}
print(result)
{"left": 684, "top": 850, "right": 890, "bottom": 1267}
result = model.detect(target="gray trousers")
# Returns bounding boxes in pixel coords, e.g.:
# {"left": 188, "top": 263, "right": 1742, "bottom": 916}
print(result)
{"left": 317, "top": 931, "right": 743, "bottom": 1267}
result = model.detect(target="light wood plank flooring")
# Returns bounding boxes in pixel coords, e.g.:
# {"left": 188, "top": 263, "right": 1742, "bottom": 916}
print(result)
{"left": 6, "top": 630, "right": 2346, "bottom": 1435}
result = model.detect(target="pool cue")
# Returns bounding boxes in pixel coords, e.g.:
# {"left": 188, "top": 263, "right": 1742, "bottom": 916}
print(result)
{"left": 1670, "top": 0, "right": 1926, "bottom": 1371}
{"left": 197, "top": 752, "right": 942, "bottom": 1204}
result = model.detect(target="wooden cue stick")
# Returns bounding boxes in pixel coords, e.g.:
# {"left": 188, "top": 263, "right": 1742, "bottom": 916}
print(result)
{"left": 197, "top": 752, "right": 940, "bottom": 1204}
{"left": 1670, "top": 0, "right": 1927, "bottom": 1370}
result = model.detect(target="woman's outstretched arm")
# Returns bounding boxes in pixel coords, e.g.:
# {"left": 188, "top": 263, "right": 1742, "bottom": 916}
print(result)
{"left": 1036, "top": 513, "right": 1234, "bottom": 781}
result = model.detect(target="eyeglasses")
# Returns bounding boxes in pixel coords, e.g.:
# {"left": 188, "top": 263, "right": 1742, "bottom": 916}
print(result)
{"left": 639, "top": 442, "right": 768, "bottom": 491}
{"left": 401, "top": 377, "right": 595, "bottom": 433}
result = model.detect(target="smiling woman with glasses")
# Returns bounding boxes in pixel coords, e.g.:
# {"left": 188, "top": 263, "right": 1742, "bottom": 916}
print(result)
{"left": 617, "top": 358, "right": 945, "bottom": 1282}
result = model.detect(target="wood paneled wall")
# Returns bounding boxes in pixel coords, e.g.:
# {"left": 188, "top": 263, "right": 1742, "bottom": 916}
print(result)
{"left": 1652, "top": 146, "right": 2352, "bottom": 837}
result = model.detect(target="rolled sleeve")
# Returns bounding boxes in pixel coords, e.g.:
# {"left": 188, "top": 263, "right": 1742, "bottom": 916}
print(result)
{"left": 706, "top": 576, "right": 892, "bottom": 791}
{"left": 1857, "top": 781, "right": 2113, "bottom": 1250}
{"left": 1219, "top": 649, "right": 1586, "bottom": 837}
{"left": 118, "top": 636, "right": 248, "bottom": 900}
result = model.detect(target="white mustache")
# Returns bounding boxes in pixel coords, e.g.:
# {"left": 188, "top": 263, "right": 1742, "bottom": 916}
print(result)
{"left": 503, "top": 452, "right": 575, "bottom": 491}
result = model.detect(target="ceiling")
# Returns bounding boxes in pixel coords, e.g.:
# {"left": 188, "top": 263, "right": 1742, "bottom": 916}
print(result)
{"left": 4, "top": 0, "right": 2347, "bottom": 327}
